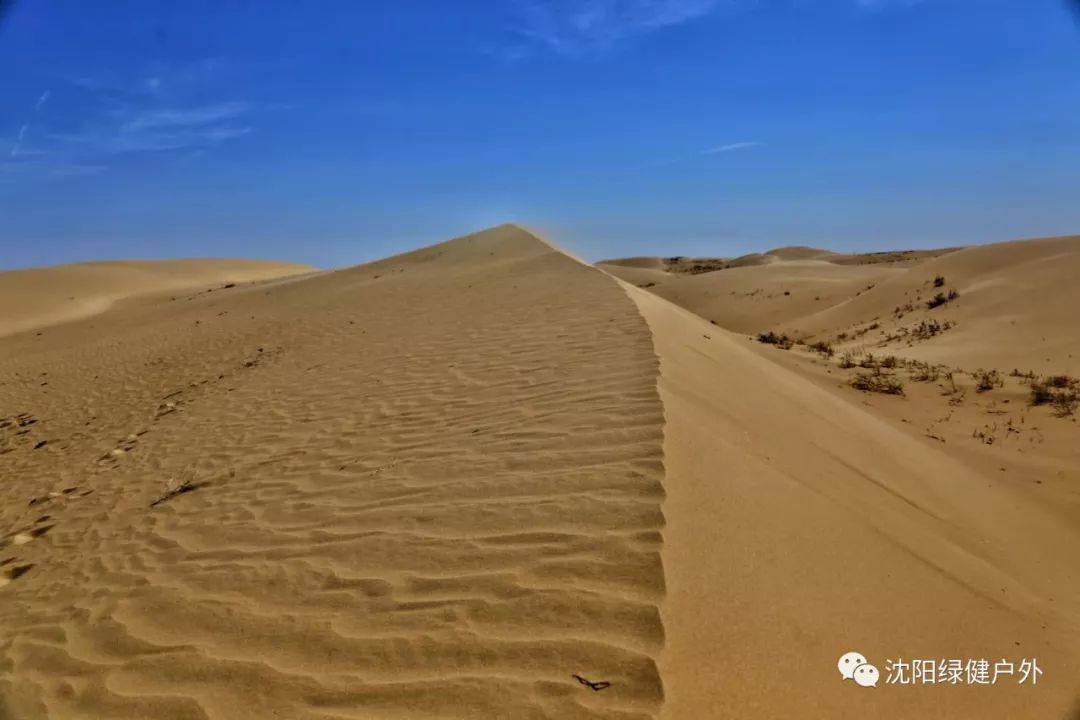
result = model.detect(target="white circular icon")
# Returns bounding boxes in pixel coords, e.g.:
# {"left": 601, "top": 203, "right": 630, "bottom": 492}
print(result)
{"left": 839, "top": 651, "right": 878, "bottom": 689}
{"left": 854, "top": 663, "right": 880, "bottom": 688}
{"left": 838, "top": 651, "right": 867, "bottom": 680}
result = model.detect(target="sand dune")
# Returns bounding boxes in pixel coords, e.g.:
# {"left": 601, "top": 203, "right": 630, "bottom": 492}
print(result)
{"left": 627, "top": 288, "right": 1080, "bottom": 720}
{"left": 784, "top": 234, "right": 1080, "bottom": 373}
{"left": 605, "top": 259, "right": 905, "bottom": 334}
{"left": 0, "top": 227, "right": 667, "bottom": 719}
{"left": 0, "top": 259, "right": 314, "bottom": 339}
{"left": 605, "top": 234, "right": 1080, "bottom": 374}
{"left": 2, "top": 226, "right": 1078, "bottom": 719}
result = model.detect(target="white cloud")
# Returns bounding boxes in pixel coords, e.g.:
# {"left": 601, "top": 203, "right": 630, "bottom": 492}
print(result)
{"left": 702, "top": 141, "right": 761, "bottom": 154}
{"left": 10, "top": 124, "right": 28, "bottom": 157}
{"left": 43, "top": 99, "right": 253, "bottom": 157}
{"left": 7, "top": 63, "right": 259, "bottom": 183}
{"left": 123, "top": 102, "right": 247, "bottom": 132}
{"left": 512, "top": 0, "right": 723, "bottom": 55}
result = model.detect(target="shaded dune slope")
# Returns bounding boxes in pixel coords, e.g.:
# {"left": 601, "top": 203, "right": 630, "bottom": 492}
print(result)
{"left": 0, "top": 227, "right": 667, "bottom": 720}
{"left": 626, "top": 288, "right": 1080, "bottom": 720}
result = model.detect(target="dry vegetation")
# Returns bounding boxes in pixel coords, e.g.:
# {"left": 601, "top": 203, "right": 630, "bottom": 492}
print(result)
{"left": 1029, "top": 375, "right": 1080, "bottom": 417}
{"left": 926, "top": 288, "right": 961, "bottom": 310}
{"left": 150, "top": 472, "right": 199, "bottom": 508}
{"left": 757, "top": 331, "right": 794, "bottom": 350}
{"left": 850, "top": 368, "right": 906, "bottom": 396}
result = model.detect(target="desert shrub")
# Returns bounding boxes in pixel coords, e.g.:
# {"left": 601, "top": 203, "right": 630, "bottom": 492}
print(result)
{"left": 909, "top": 362, "right": 940, "bottom": 382}
{"left": 839, "top": 353, "right": 856, "bottom": 369}
{"left": 1053, "top": 391, "right": 1079, "bottom": 417}
{"left": 975, "top": 370, "right": 1002, "bottom": 393}
{"left": 1030, "top": 381, "right": 1054, "bottom": 406}
{"left": 911, "top": 319, "right": 953, "bottom": 340}
{"left": 881, "top": 355, "right": 899, "bottom": 369}
{"left": 1031, "top": 375, "right": 1080, "bottom": 415}
{"left": 851, "top": 371, "right": 905, "bottom": 396}
{"left": 809, "top": 340, "right": 834, "bottom": 357}
{"left": 933, "top": 275, "right": 946, "bottom": 288}
{"left": 926, "top": 292, "right": 948, "bottom": 309}
{"left": 758, "top": 331, "right": 793, "bottom": 350}
{"left": 859, "top": 353, "right": 878, "bottom": 369}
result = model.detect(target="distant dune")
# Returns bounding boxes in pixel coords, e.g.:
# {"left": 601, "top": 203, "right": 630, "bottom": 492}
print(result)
{"left": 599, "top": 245, "right": 958, "bottom": 278}
{"left": 601, "top": 235, "right": 1079, "bottom": 373}
{"left": 0, "top": 259, "right": 315, "bottom": 338}
{"left": 784, "top": 234, "right": 1080, "bottom": 373}
{"left": 2, "top": 226, "right": 1078, "bottom": 719}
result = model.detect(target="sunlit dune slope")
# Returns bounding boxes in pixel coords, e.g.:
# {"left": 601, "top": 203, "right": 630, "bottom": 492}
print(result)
{"left": 602, "top": 258, "right": 905, "bottom": 334}
{"left": 3, "top": 226, "right": 1078, "bottom": 720}
{"left": 783, "top": 234, "right": 1080, "bottom": 372}
{"left": 604, "top": 235, "right": 1080, "bottom": 374}
{"left": 0, "top": 259, "right": 315, "bottom": 338}
{"left": 0, "top": 226, "right": 667, "bottom": 720}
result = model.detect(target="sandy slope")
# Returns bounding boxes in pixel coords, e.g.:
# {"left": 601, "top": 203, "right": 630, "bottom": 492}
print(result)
{"left": 627, "top": 288, "right": 1080, "bottom": 720}
{"left": 0, "top": 227, "right": 667, "bottom": 720}
{"left": 0, "top": 259, "right": 314, "bottom": 339}
{"left": 612, "top": 260, "right": 905, "bottom": 334}
{"left": 3, "top": 226, "right": 1078, "bottom": 719}
{"left": 785, "top": 234, "right": 1080, "bottom": 373}
{"left": 604, "top": 234, "right": 1080, "bottom": 375}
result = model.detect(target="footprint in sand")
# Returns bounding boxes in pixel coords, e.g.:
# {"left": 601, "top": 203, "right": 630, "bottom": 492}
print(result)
{"left": 0, "top": 564, "right": 35, "bottom": 589}
{"left": 3, "top": 523, "right": 53, "bottom": 549}
{"left": 0, "top": 516, "right": 55, "bottom": 589}
{"left": 28, "top": 487, "right": 92, "bottom": 508}
{"left": 100, "top": 431, "right": 146, "bottom": 462}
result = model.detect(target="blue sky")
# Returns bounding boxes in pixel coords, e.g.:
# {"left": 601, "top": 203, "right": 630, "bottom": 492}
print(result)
{"left": 2, "top": 0, "right": 1079, "bottom": 268}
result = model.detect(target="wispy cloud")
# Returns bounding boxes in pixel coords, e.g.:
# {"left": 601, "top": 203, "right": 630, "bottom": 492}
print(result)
{"left": 10, "top": 124, "right": 28, "bottom": 158}
{"left": 702, "top": 141, "right": 761, "bottom": 155}
{"left": 47, "top": 101, "right": 253, "bottom": 155}
{"left": 5, "top": 65, "right": 256, "bottom": 182}
{"left": 512, "top": 0, "right": 723, "bottom": 56}
{"left": 123, "top": 102, "right": 247, "bottom": 132}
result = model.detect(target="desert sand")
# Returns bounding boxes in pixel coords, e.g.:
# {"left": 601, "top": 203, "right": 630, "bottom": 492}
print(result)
{"left": 2, "top": 226, "right": 1078, "bottom": 719}
{"left": 0, "top": 259, "right": 315, "bottom": 339}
